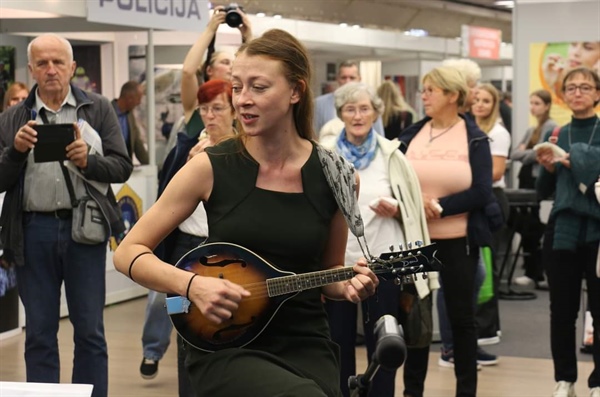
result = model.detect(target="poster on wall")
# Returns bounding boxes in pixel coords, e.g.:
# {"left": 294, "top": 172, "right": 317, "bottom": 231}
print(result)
{"left": 72, "top": 45, "right": 102, "bottom": 94}
{"left": 530, "top": 41, "right": 600, "bottom": 126}
{"left": 129, "top": 45, "right": 184, "bottom": 145}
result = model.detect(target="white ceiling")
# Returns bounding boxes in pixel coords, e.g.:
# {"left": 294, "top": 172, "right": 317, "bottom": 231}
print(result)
{"left": 230, "top": 0, "right": 512, "bottom": 42}
{"left": 0, "top": 0, "right": 512, "bottom": 66}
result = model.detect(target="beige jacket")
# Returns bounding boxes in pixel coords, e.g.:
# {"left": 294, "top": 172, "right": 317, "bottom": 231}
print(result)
{"left": 323, "top": 131, "right": 440, "bottom": 298}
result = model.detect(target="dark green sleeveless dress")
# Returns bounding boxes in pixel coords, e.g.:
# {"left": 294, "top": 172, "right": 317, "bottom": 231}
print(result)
{"left": 185, "top": 138, "right": 343, "bottom": 397}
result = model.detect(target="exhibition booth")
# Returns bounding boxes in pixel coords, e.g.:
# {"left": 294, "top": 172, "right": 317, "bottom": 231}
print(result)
{"left": 0, "top": 0, "right": 597, "bottom": 342}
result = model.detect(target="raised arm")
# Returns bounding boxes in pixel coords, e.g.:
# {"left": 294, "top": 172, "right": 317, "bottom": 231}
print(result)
{"left": 237, "top": 8, "right": 253, "bottom": 44}
{"left": 181, "top": 10, "right": 225, "bottom": 122}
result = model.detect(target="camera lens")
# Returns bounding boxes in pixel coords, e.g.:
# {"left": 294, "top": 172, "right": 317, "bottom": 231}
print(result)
{"left": 225, "top": 9, "right": 242, "bottom": 28}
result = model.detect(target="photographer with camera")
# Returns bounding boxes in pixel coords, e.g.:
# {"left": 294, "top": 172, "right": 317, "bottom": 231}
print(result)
{"left": 138, "top": 4, "right": 251, "bottom": 397}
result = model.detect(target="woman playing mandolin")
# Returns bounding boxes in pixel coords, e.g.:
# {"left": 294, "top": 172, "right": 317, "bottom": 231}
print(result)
{"left": 114, "top": 29, "right": 379, "bottom": 396}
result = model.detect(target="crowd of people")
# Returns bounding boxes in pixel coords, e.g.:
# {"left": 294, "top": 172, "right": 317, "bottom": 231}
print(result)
{"left": 0, "top": 9, "right": 598, "bottom": 397}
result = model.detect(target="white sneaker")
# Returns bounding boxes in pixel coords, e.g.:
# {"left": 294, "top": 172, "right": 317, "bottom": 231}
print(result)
{"left": 552, "top": 381, "right": 576, "bottom": 397}
{"left": 514, "top": 275, "right": 534, "bottom": 286}
{"left": 478, "top": 335, "right": 501, "bottom": 346}
{"left": 590, "top": 387, "right": 600, "bottom": 397}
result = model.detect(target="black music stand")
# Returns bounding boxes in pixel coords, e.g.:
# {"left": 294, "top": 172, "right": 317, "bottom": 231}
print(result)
{"left": 498, "top": 189, "right": 538, "bottom": 301}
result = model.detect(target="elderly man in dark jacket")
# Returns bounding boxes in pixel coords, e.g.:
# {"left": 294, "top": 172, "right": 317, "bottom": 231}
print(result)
{"left": 0, "top": 33, "right": 132, "bottom": 397}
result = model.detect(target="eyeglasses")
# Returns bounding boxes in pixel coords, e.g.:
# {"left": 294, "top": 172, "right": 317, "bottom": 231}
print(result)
{"left": 341, "top": 106, "right": 374, "bottom": 116}
{"left": 199, "top": 105, "right": 230, "bottom": 115}
{"left": 418, "top": 87, "right": 442, "bottom": 97}
{"left": 564, "top": 84, "right": 597, "bottom": 95}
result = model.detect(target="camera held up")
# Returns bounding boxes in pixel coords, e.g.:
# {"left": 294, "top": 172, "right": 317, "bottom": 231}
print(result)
{"left": 221, "top": 3, "right": 243, "bottom": 28}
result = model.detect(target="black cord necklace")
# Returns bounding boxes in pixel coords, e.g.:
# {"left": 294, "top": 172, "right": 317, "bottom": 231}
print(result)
{"left": 568, "top": 116, "right": 598, "bottom": 148}
{"left": 428, "top": 119, "right": 460, "bottom": 146}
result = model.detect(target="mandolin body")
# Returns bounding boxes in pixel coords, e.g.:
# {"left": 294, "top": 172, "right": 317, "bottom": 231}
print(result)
{"left": 169, "top": 243, "right": 296, "bottom": 352}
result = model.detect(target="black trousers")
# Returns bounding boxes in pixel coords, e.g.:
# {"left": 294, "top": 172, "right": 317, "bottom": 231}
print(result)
{"left": 435, "top": 237, "right": 479, "bottom": 397}
{"left": 543, "top": 221, "right": 600, "bottom": 388}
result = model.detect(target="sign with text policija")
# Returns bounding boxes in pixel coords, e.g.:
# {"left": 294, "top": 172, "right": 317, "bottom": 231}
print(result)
{"left": 87, "top": 0, "right": 210, "bottom": 32}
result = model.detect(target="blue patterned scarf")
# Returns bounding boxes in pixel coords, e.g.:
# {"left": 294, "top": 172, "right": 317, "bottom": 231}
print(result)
{"left": 336, "top": 128, "right": 378, "bottom": 170}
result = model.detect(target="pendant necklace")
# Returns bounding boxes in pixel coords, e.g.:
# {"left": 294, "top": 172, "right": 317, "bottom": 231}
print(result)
{"left": 428, "top": 119, "right": 460, "bottom": 146}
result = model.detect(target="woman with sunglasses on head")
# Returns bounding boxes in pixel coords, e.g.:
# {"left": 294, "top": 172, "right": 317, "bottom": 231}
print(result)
{"left": 536, "top": 67, "right": 600, "bottom": 397}
{"left": 115, "top": 29, "right": 378, "bottom": 397}
{"left": 399, "top": 65, "right": 495, "bottom": 397}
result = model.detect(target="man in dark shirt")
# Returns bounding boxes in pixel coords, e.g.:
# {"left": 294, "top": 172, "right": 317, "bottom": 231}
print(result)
{"left": 112, "top": 80, "right": 149, "bottom": 164}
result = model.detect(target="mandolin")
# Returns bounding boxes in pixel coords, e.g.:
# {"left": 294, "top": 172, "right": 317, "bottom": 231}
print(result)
{"left": 166, "top": 241, "right": 440, "bottom": 352}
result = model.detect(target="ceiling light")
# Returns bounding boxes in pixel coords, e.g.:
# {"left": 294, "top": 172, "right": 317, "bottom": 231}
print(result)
{"left": 404, "top": 29, "right": 428, "bottom": 37}
{"left": 494, "top": 1, "right": 514, "bottom": 8}
{"left": 256, "top": 12, "right": 265, "bottom": 18}
{"left": 273, "top": 14, "right": 282, "bottom": 19}
{"left": 339, "top": 23, "right": 348, "bottom": 28}
{"left": 352, "top": 25, "right": 361, "bottom": 29}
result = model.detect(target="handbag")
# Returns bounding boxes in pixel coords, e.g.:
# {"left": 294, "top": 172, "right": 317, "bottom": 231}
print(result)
{"left": 60, "top": 163, "right": 107, "bottom": 245}
{"left": 477, "top": 246, "right": 494, "bottom": 304}
{"left": 71, "top": 195, "right": 107, "bottom": 244}
{"left": 398, "top": 285, "right": 433, "bottom": 348}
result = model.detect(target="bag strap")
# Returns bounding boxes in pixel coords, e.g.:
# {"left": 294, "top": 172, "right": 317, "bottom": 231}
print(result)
{"left": 39, "top": 108, "right": 78, "bottom": 208}
{"left": 59, "top": 163, "right": 78, "bottom": 208}
{"left": 548, "top": 125, "right": 562, "bottom": 144}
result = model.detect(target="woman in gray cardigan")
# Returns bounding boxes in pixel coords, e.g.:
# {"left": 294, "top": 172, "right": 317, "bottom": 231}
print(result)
{"left": 510, "top": 89, "right": 557, "bottom": 288}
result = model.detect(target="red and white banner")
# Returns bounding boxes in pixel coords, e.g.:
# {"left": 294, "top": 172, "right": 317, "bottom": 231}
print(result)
{"left": 461, "top": 25, "right": 502, "bottom": 60}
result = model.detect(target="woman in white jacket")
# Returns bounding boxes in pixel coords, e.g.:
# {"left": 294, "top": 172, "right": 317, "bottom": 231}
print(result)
{"left": 322, "top": 82, "right": 438, "bottom": 397}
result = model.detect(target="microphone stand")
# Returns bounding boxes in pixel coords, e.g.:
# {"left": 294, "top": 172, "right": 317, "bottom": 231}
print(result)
{"left": 348, "top": 315, "right": 407, "bottom": 397}
{"left": 348, "top": 357, "right": 380, "bottom": 397}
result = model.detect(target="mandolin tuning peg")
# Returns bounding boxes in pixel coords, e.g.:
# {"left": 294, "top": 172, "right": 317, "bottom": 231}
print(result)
{"left": 415, "top": 240, "right": 423, "bottom": 247}
{"left": 389, "top": 245, "right": 394, "bottom": 252}
{"left": 422, "top": 273, "right": 428, "bottom": 280}
{"left": 397, "top": 243, "right": 403, "bottom": 252}
{"left": 407, "top": 242, "right": 412, "bottom": 250}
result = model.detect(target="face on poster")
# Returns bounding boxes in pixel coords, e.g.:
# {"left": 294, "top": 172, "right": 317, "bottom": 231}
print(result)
{"left": 530, "top": 41, "right": 600, "bottom": 125}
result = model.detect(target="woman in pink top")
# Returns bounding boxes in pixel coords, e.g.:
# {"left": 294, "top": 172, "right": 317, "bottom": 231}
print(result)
{"left": 399, "top": 65, "right": 494, "bottom": 397}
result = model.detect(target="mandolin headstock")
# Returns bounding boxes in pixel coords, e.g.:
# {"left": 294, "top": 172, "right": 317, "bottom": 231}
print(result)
{"left": 371, "top": 241, "right": 442, "bottom": 283}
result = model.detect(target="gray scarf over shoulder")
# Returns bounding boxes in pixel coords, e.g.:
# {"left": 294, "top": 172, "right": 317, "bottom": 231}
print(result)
{"left": 316, "top": 144, "right": 371, "bottom": 259}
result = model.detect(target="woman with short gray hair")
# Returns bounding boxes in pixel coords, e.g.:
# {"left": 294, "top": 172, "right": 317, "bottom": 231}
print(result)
{"left": 322, "top": 81, "right": 437, "bottom": 397}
